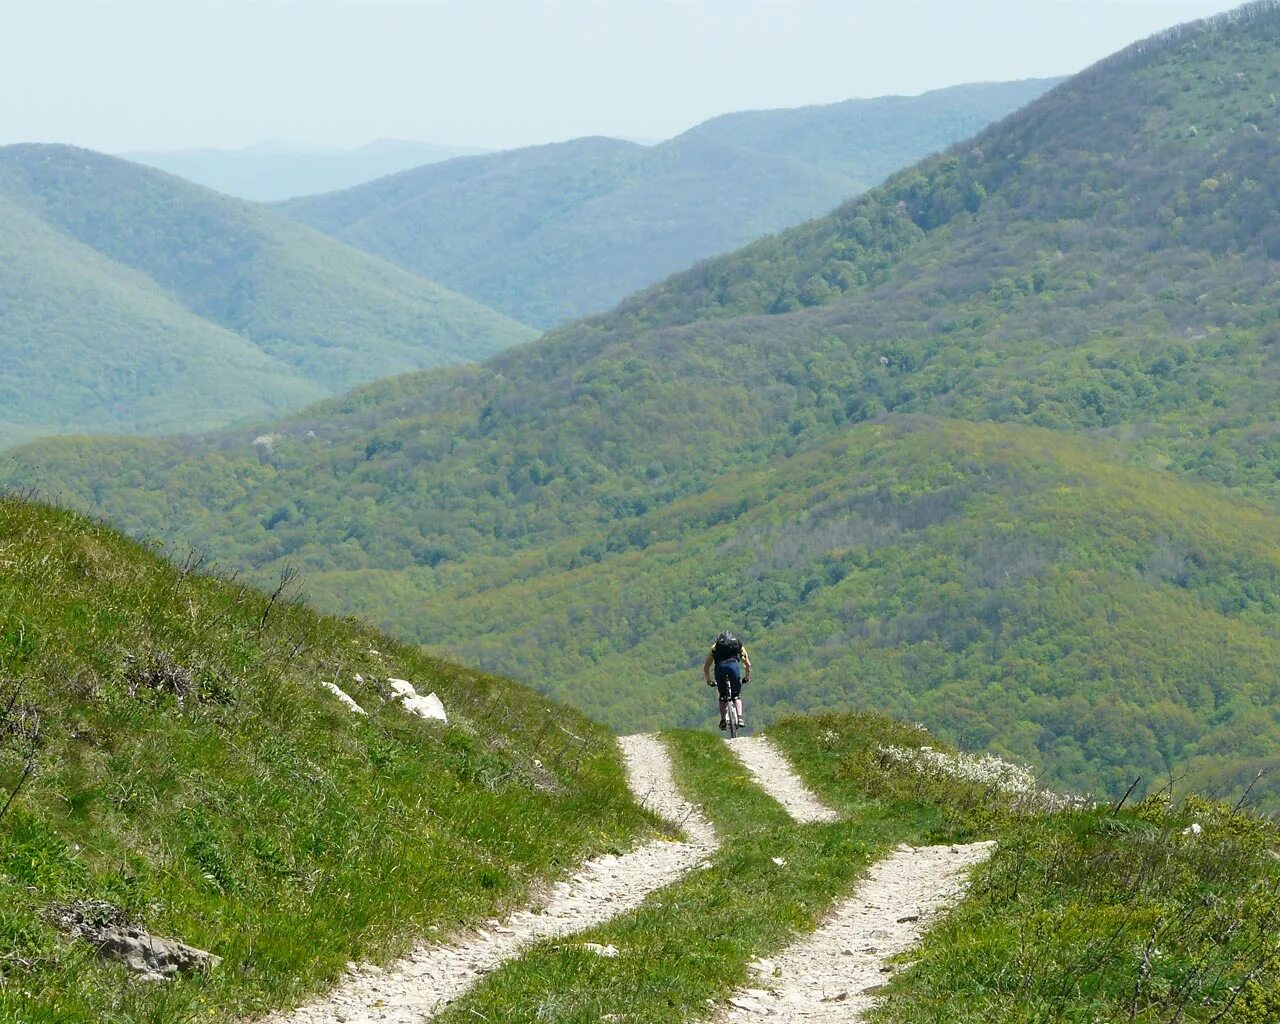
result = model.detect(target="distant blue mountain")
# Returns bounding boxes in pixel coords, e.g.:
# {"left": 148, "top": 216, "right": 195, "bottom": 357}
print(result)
{"left": 122, "top": 139, "right": 489, "bottom": 202}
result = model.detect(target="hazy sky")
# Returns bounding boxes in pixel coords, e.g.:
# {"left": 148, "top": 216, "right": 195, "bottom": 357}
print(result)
{"left": 2, "top": 0, "right": 1240, "bottom": 152}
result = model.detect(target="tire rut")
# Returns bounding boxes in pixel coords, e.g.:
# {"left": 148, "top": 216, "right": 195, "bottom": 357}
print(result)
{"left": 726, "top": 736, "right": 839, "bottom": 823}
{"left": 720, "top": 841, "right": 996, "bottom": 1022}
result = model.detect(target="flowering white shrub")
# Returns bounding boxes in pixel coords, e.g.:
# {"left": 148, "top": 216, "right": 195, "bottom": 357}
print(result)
{"left": 877, "top": 744, "right": 1093, "bottom": 813}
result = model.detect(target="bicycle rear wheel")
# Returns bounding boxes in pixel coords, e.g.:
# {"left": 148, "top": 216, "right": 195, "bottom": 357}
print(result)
{"left": 726, "top": 705, "right": 739, "bottom": 739}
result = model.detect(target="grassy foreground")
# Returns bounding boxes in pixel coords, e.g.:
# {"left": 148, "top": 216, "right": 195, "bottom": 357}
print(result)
{"left": 769, "top": 714, "right": 1280, "bottom": 1024}
{"left": 0, "top": 496, "right": 649, "bottom": 1023}
{"left": 413, "top": 714, "right": 1280, "bottom": 1023}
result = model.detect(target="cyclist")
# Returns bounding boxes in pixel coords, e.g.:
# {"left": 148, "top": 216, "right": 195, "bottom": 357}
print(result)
{"left": 703, "top": 631, "right": 751, "bottom": 730}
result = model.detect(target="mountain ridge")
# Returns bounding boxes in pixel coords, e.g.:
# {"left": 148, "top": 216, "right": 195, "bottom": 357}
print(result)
{"left": 122, "top": 138, "right": 490, "bottom": 202}
{"left": 280, "top": 78, "right": 1061, "bottom": 326}
{"left": 0, "top": 143, "right": 535, "bottom": 447}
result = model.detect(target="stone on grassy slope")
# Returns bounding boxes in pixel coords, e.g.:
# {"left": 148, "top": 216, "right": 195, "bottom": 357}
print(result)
{"left": 388, "top": 679, "right": 448, "bottom": 722}
{"left": 92, "top": 927, "right": 223, "bottom": 982}
{"left": 49, "top": 901, "right": 221, "bottom": 982}
{"left": 320, "top": 680, "right": 367, "bottom": 715}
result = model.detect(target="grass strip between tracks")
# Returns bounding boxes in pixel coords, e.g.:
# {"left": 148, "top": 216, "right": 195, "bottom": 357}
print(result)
{"left": 431, "top": 730, "right": 945, "bottom": 1024}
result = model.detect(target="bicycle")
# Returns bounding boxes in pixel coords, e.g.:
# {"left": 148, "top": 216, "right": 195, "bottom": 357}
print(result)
{"left": 710, "top": 678, "right": 745, "bottom": 739}
{"left": 723, "top": 690, "right": 742, "bottom": 739}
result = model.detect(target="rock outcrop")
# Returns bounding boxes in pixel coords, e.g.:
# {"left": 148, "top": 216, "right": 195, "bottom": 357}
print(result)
{"left": 50, "top": 900, "right": 221, "bottom": 982}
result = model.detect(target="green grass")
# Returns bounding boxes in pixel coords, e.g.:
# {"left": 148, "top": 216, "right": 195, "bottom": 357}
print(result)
{"left": 768, "top": 711, "right": 1025, "bottom": 840}
{"left": 0, "top": 496, "right": 649, "bottom": 1022}
{"left": 870, "top": 800, "right": 1280, "bottom": 1023}
{"left": 765, "top": 715, "right": 1280, "bottom": 1023}
{"left": 662, "top": 730, "right": 796, "bottom": 835}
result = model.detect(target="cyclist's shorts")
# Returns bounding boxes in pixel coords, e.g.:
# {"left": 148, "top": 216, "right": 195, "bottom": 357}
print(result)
{"left": 714, "top": 659, "right": 743, "bottom": 700}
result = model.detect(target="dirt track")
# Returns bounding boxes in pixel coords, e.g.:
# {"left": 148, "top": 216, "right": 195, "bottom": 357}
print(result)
{"left": 721, "top": 840, "right": 996, "bottom": 1022}
{"left": 264, "top": 733, "right": 990, "bottom": 1024}
{"left": 266, "top": 734, "right": 716, "bottom": 1023}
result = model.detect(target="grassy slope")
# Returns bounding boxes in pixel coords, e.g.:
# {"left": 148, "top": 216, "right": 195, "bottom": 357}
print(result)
{"left": 769, "top": 715, "right": 1280, "bottom": 1024}
{"left": 0, "top": 145, "right": 535, "bottom": 446}
{"left": 0, "top": 496, "right": 649, "bottom": 1023}
{"left": 8, "top": 8, "right": 1280, "bottom": 800}
{"left": 280, "top": 80, "right": 1058, "bottom": 326}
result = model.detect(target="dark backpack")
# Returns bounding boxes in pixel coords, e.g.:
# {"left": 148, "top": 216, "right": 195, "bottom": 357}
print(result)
{"left": 713, "top": 631, "right": 743, "bottom": 661}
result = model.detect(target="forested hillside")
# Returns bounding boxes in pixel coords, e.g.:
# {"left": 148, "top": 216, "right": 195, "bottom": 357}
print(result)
{"left": 10, "top": 4, "right": 1280, "bottom": 801}
{"left": 0, "top": 145, "right": 534, "bottom": 447}
{"left": 280, "top": 80, "right": 1058, "bottom": 326}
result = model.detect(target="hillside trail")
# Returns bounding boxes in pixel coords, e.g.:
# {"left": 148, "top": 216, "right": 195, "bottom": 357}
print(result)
{"left": 263, "top": 733, "right": 717, "bottom": 1024}
{"left": 719, "top": 840, "right": 996, "bottom": 1022}
{"left": 725, "top": 735, "right": 840, "bottom": 823}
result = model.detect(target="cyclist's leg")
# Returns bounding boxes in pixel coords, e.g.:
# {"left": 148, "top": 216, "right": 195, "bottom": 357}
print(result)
{"left": 713, "top": 662, "right": 735, "bottom": 727}
{"left": 732, "top": 676, "right": 744, "bottom": 726}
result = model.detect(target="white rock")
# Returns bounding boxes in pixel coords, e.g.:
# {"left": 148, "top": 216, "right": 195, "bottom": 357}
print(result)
{"left": 580, "top": 943, "right": 620, "bottom": 958}
{"left": 409, "top": 693, "right": 449, "bottom": 723}
{"left": 321, "top": 681, "right": 367, "bottom": 716}
{"left": 1183, "top": 822, "right": 1203, "bottom": 836}
{"left": 388, "top": 679, "right": 448, "bottom": 723}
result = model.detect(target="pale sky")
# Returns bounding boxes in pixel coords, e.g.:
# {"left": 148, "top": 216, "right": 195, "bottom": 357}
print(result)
{"left": 1, "top": 0, "right": 1240, "bottom": 152}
